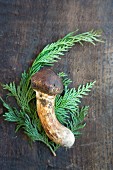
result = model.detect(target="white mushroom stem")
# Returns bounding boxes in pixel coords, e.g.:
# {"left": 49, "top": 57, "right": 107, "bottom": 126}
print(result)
{"left": 35, "top": 91, "right": 75, "bottom": 148}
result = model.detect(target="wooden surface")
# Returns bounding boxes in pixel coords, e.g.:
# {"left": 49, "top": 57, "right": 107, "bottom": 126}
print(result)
{"left": 0, "top": 0, "right": 113, "bottom": 169}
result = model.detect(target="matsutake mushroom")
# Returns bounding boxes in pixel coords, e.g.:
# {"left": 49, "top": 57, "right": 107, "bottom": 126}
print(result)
{"left": 31, "top": 67, "right": 75, "bottom": 148}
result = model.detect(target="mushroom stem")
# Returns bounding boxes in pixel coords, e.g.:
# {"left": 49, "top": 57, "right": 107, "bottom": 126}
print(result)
{"left": 31, "top": 67, "right": 75, "bottom": 147}
{"left": 35, "top": 91, "right": 75, "bottom": 148}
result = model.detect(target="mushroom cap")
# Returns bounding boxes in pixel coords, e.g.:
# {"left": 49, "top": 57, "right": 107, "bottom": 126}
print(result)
{"left": 31, "top": 67, "right": 63, "bottom": 95}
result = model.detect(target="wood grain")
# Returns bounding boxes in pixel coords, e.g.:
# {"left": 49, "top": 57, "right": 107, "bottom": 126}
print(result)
{"left": 0, "top": 0, "right": 113, "bottom": 169}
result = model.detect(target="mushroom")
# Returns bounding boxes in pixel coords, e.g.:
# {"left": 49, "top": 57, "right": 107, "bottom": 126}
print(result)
{"left": 31, "top": 67, "right": 75, "bottom": 148}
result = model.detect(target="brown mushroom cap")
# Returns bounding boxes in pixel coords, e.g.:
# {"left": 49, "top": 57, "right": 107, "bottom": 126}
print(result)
{"left": 31, "top": 67, "right": 63, "bottom": 95}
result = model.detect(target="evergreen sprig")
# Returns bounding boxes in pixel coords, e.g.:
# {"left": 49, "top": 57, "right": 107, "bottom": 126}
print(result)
{"left": 30, "top": 30, "right": 102, "bottom": 76}
{"left": 0, "top": 30, "right": 102, "bottom": 155}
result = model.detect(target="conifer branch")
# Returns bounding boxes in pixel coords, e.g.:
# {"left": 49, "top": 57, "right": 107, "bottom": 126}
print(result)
{"left": 0, "top": 30, "right": 102, "bottom": 155}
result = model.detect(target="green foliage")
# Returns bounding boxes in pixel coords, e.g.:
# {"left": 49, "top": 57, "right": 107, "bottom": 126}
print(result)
{"left": 2, "top": 72, "right": 35, "bottom": 113}
{"left": 0, "top": 30, "right": 101, "bottom": 155}
{"left": 58, "top": 72, "right": 72, "bottom": 87}
{"left": 30, "top": 30, "right": 103, "bottom": 76}
{"left": 55, "top": 77, "right": 95, "bottom": 126}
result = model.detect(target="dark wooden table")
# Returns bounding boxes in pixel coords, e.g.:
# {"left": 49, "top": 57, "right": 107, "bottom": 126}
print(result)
{"left": 0, "top": 0, "right": 113, "bottom": 170}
